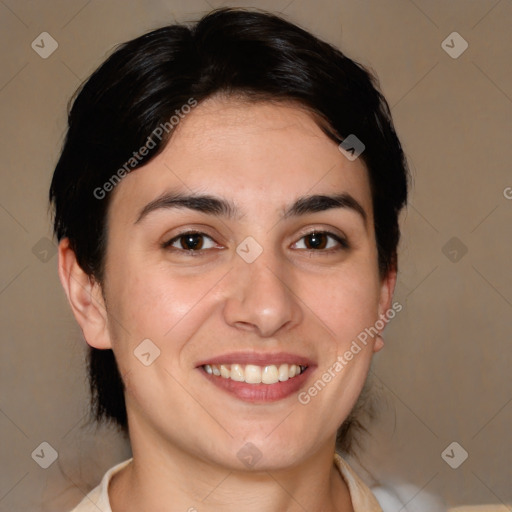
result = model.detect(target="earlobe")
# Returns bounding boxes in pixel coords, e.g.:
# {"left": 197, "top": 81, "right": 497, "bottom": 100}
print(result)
{"left": 373, "top": 334, "right": 385, "bottom": 353}
{"left": 58, "top": 238, "right": 112, "bottom": 349}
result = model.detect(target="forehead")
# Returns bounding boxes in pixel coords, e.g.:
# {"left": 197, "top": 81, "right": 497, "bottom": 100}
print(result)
{"left": 108, "top": 97, "right": 372, "bottom": 224}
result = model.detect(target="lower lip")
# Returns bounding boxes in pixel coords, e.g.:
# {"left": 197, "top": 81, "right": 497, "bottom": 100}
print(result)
{"left": 200, "top": 367, "right": 313, "bottom": 403}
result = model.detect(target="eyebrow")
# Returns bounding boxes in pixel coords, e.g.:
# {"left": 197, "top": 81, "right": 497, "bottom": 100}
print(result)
{"left": 135, "top": 191, "right": 367, "bottom": 224}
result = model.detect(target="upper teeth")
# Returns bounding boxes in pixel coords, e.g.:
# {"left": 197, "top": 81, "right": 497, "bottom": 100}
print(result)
{"left": 203, "top": 363, "right": 306, "bottom": 384}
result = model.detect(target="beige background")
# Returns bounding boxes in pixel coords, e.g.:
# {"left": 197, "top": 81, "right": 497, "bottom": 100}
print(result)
{"left": 1, "top": 1, "right": 511, "bottom": 511}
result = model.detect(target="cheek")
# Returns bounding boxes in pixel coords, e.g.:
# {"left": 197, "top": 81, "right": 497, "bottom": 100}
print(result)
{"left": 105, "top": 260, "right": 224, "bottom": 353}
{"left": 298, "top": 265, "right": 381, "bottom": 346}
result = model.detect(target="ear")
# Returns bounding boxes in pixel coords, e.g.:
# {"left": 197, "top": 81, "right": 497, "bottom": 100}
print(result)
{"left": 58, "top": 238, "right": 112, "bottom": 349}
{"left": 373, "top": 266, "right": 398, "bottom": 353}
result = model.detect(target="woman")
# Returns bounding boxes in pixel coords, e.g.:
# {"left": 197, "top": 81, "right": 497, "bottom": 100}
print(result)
{"left": 50, "top": 8, "right": 409, "bottom": 511}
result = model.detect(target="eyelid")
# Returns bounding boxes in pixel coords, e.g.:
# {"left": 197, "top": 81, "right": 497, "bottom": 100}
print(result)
{"left": 161, "top": 229, "right": 223, "bottom": 251}
{"left": 160, "top": 222, "right": 224, "bottom": 241}
{"left": 292, "top": 226, "right": 350, "bottom": 248}
{"left": 160, "top": 226, "right": 350, "bottom": 254}
{"left": 295, "top": 222, "right": 346, "bottom": 237}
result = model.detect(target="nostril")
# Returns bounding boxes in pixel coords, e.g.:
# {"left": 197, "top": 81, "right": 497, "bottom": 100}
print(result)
{"left": 234, "top": 321, "right": 258, "bottom": 332}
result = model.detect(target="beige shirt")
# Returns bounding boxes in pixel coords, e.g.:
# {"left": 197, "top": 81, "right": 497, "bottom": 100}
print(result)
{"left": 70, "top": 453, "right": 383, "bottom": 511}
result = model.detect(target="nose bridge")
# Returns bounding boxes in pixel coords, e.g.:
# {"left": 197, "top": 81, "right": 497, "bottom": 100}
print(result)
{"left": 222, "top": 242, "right": 302, "bottom": 337}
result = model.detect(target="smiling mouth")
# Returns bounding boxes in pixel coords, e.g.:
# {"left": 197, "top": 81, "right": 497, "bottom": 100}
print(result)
{"left": 203, "top": 363, "right": 307, "bottom": 384}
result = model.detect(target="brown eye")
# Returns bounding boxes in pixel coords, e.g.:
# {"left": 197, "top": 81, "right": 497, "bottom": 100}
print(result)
{"left": 304, "top": 232, "right": 328, "bottom": 249}
{"left": 180, "top": 233, "right": 204, "bottom": 250}
{"left": 163, "top": 232, "right": 218, "bottom": 252}
{"left": 293, "top": 231, "right": 349, "bottom": 251}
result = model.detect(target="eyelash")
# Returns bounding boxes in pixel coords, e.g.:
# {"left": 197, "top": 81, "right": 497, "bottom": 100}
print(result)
{"left": 161, "top": 230, "right": 350, "bottom": 255}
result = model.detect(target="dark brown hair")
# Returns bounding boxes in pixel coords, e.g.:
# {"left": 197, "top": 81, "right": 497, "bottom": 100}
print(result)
{"left": 50, "top": 7, "right": 409, "bottom": 454}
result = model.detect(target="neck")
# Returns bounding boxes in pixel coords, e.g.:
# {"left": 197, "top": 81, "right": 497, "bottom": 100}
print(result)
{"left": 109, "top": 426, "right": 354, "bottom": 512}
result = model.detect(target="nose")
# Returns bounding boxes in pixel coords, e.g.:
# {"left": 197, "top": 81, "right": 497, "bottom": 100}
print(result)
{"left": 222, "top": 250, "right": 303, "bottom": 338}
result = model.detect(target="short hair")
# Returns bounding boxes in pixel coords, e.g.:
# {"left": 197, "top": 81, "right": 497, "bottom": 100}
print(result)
{"left": 50, "top": 7, "right": 409, "bottom": 454}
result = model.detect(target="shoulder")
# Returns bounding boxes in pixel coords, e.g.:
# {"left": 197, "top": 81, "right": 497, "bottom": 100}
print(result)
{"left": 68, "top": 458, "right": 132, "bottom": 512}
{"left": 334, "top": 453, "right": 383, "bottom": 512}
{"left": 334, "top": 454, "right": 447, "bottom": 512}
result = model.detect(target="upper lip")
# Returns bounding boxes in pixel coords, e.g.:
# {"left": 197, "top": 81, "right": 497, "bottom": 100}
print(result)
{"left": 196, "top": 351, "right": 315, "bottom": 368}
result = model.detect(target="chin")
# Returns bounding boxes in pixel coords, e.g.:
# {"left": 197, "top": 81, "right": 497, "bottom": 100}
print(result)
{"left": 215, "top": 434, "right": 321, "bottom": 472}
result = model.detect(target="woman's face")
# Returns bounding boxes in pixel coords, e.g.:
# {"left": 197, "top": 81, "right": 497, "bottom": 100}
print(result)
{"left": 98, "top": 97, "right": 394, "bottom": 469}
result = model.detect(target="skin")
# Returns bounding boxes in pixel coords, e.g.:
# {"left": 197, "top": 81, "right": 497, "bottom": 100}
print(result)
{"left": 59, "top": 96, "right": 396, "bottom": 511}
